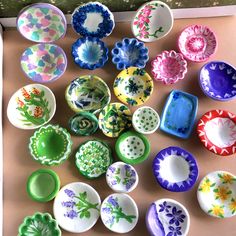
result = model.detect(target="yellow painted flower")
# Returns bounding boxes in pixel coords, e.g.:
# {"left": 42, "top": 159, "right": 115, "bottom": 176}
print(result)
{"left": 214, "top": 186, "right": 232, "bottom": 201}
{"left": 208, "top": 204, "right": 224, "bottom": 218}
{"left": 218, "top": 173, "right": 236, "bottom": 184}
{"left": 229, "top": 198, "right": 236, "bottom": 214}
{"left": 198, "top": 177, "right": 215, "bottom": 193}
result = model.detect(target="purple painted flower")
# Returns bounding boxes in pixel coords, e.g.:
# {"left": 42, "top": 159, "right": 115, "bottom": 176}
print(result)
{"left": 166, "top": 207, "right": 186, "bottom": 226}
{"left": 125, "top": 178, "right": 135, "bottom": 190}
{"left": 43, "top": 28, "right": 50, "bottom": 32}
{"left": 109, "top": 166, "right": 116, "bottom": 173}
{"left": 62, "top": 200, "right": 76, "bottom": 208}
{"left": 64, "top": 189, "right": 75, "bottom": 198}
{"left": 36, "top": 23, "right": 42, "bottom": 28}
{"left": 27, "top": 64, "right": 37, "bottom": 70}
{"left": 104, "top": 215, "right": 115, "bottom": 227}
{"left": 64, "top": 210, "right": 78, "bottom": 219}
{"left": 42, "top": 54, "right": 51, "bottom": 63}
{"left": 57, "top": 63, "right": 65, "bottom": 71}
{"left": 21, "top": 55, "right": 29, "bottom": 61}
{"left": 110, "top": 180, "right": 117, "bottom": 185}
{"left": 38, "top": 44, "right": 45, "bottom": 51}
{"left": 102, "top": 207, "right": 111, "bottom": 214}
{"left": 26, "top": 13, "right": 32, "bottom": 20}
{"left": 159, "top": 201, "right": 172, "bottom": 213}
{"left": 124, "top": 164, "right": 131, "bottom": 171}
{"left": 167, "top": 226, "right": 182, "bottom": 236}
{"left": 107, "top": 196, "right": 119, "bottom": 208}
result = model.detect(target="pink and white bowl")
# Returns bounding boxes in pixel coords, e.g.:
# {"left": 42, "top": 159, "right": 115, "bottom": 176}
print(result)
{"left": 151, "top": 50, "right": 187, "bottom": 85}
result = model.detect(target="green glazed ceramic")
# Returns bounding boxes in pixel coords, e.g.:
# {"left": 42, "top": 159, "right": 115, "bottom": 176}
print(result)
{"left": 29, "top": 124, "right": 73, "bottom": 166}
{"left": 18, "top": 212, "right": 61, "bottom": 236}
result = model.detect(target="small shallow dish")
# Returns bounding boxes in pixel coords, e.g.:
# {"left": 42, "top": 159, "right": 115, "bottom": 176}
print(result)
{"left": 152, "top": 146, "right": 198, "bottom": 192}
{"left": 65, "top": 75, "right": 111, "bottom": 114}
{"left": 111, "top": 38, "right": 149, "bottom": 70}
{"left": 115, "top": 131, "right": 150, "bottom": 165}
{"left": 71, "top": 2, "right": 115, "bottom": 38}
{"left": 146, "top": 198, "right": 190, "bottom": 236}
{"left": 18, "top": 212, "right": 61, "bottom": 236}
{"left": 17, "top": 3, "right": 66, "bottom": 43}
{"left": 197, "top": 109, "right": 236, "bottom": 156}
{"left": 54, "top": 182, "right": 101, "bottom": 233}
{"left": 98, "top": 102, "right": 132, "bottom": 138}
{"left": 114, "top": 67, "right": 153, "bottom": 106}
{"left": 101, "top": 193, "right": 139, "bottom": 233}
{"left": 197, "top": 171, "right": 236, "bottom": 218}
{"left": 178, "top": 24, "right": 217, "bottom": 62}
{"left": 199, "top": 61, "right": 236, "bottom": 101}
{"left": 21, "top": 43, "right": 67, "bottom": 83}
{"left": 132, "top": 1, "right": 173, "bottom": 42}
{"left": 106, "top": 162, "right": 139, "bottom": 193}
{"left": 7, "top": 84, "right": 56, "bottom": 130}
{"left": 160, "top": 90, "right": 198, "bottom": 139}
{"left": 71, "top": 37, "right": 109, "bottom": 70}
{"left": 29, "top": 124, "right": 72, "bottom": 166}
{"left": 151, "top": 50, "right": 187, "bottom": 85}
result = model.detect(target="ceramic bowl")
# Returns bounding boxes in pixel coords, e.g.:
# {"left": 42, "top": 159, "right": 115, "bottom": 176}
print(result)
{"left": 65, "top": 75, "right": 111, "bottom": 114}
{"left": 18, "top": 212, "right": 61, "bottom": 236}
{"left": 75, "top": 140, "right": 113, "bottom": 179}
{"left": 21, "top": 43, "right": 67, "bottom": 83}
{"left": 54, "top": 182, "right": 101, "bottom": 233}
{"left": 199, "top": 61, "right": 236, "bottom": 101}
{"left": 106, "top": 162, "right": 139, "bottom": 193}
{"left": 101, "top": 193, "right": 139, "bottom": 233}
{"left": 151, "top": 50, "right": 188, "bottom": 85}
{"left": 178, "top": 24, "right": 217, "bottom": 62}
{"left": 197, "top": 109, "right": 236, "bottom": 156}
{"left": 146, "top": 198, "right": 190, "bottom": 236}
{"left": 27, "top": 169, "right": 60, "bottom": 202}
{"left": 98, "top": 103, "right": 132, "bottom": 138}
{"left": 7, "top": 84, "right": 56, "bottom": 130}
{"left": 71, "top": 2, "right": 115, "bottom": 38}
{"left": 111, "top": 38, "right": 149, "bottom": 70}
{"left": 17, "top": 3, "right": 66, "bottom": 43}
{"left": 132, "top": 106, "right": 160, "bottom": 134}
{"left": 132, "top": 1, "right": 173, "bottom": 42}
{"left": 29, "top": 124, "right": 73, "bottom": 166}
{"left": 113, "top": 67, "right": 153, "bottom": 106}
{"left": 153, "top": 146, "right": 198, "bottom": 192}
{"left": 197, "top": 171, "right": 236, "bottom": 218}
{"left": 71, "top": 37, "right": 109, "bottom": 70}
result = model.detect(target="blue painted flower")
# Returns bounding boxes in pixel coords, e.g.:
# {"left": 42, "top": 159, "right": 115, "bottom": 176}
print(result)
{"left": 109, "top": 166, "right": 116, "bottom": 173}
{"left": 173, "top": 92, "right": 180, "bottom": 100}
{"left": 166, "top": 207, "right": 186, "bottom": 226}
{"left": 107, "top": 196, "right": 119, "bottom": 208}
{"left": 102, "top": 207, "right": 112, "bottom": 214}
{"left": 64, "top": 210, "right": 78, "bottom": 219}
{"left": 167, "top": 226, "right": 182, "bottom": 236}
{"left": 159, "top": 201, "right": 172, "bottom": 213}
{"left": 62, "top": 200, "right": 76, "bottom": 208}
{"left": 64, "top": 189, "right": 75, "bottom": 198}
{"left": 104, "top": 215, "right": 115, "bottom": 227}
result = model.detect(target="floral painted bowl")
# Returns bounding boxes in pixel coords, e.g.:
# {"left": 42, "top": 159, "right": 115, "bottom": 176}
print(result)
{"left": 7, "top": 84, "right": 56, "bottom": 130}
{"left": 53, "top": 182, "right": 101, "bottom": 233}
{"left": 71, "top": 2, "right": 115, "bottom": 38}
{"left": 65, "top": 75, "right": 111, "bottom": 114}
{"left": 197, "top": 171, "right": 236, "bottom": 218}
{"left": 71, "top": 37, "right": 109, "bottom": 70}
{"left": 146, "top": 198, "right": 190, "bottom": 236}
{"left": 111, "top": 38, "right": 149, "bottom": 70}
{"left": 114, "top": 67, "right": 153, "bottom": 106}
{"left": 199, "top": 61, "right": 236, "bottom": 101}
{"left": 132, "top": 1, "right": 173, "bottom": 42}
{"left": 101, "top": 193, "right": 139, "bottom": 233}
{"left": 151, "top": 50, "right": 188, "bottom": 85}
{"left": 152, "top": 146, "right": 198, "bottom": 192}
{"left": 197, "top": 109, "right": 236, "bottom": 156}
{"left": 178, "top": 24, "right": 217, "bottom": 62}
{"left": 21, "top": 43, "right": 67, "bottom": 83}
{"left": 98, "top": 103, "right": 132, "bottom": 138}
{"left": 18, "top": 212, "right": 61, "bottom": 236}
{"left": 17, "top": 3, "right": 66, "bottom": 43}
{"left": 106, "top": 162, "right": 139, "bottom": 193}
{"left": 29, "top": 124, "right": 73, "bottom": 166}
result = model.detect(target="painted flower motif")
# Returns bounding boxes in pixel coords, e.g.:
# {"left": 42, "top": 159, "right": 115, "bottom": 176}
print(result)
{"left": 126, "top": 98, "right": 138, "bottom": 106}
{"left": 32, "top": 87, "right": 41, "bottom": 95}
{"left": 198, "top": 177, "right": 216, "bottom": 193}
{"left": 208, "top": 204, "right": 224, "bottom": 218}
{"left": 64, "top": 189, "right": 75, "bottom": 198}
{"left": 125, "top": 78, "right": 143, "bottom": 95}
{"left": 16, "top": 98, "right": 24, "bottom": 108}
{"left": 213, "top": 186, "right": 232, "bottom": 201}
{"left": 229, "top": 198, "right": 236, "bottom": 214}
{"left": 159, "top": 201, "right": 172, "bottom": 213}
{"left": 34, "top": 106, "right": 44, "bottom": 118}
{"left": 166, "top": 206, "right": 186, "bottom": 226}
{"left": 107, "top": 196, "right": 119, "bottom": 208}
{"left": 22, "top": 88, "right": 31, "bottom": 100}
{"left": 64, "top": 209, "right": 78, "bottom": 219}
{"left": 218, "top": 173, "right": 236, "bottom": 184}
{"left": 167, "top": 226, "right": 182, "bottom": 236}
{"left": 62, "top": 200, "right": 76, "bottom": 208}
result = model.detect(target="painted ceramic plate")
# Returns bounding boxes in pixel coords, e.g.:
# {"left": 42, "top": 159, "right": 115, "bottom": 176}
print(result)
{"left": 199, "top": 61, "right": 236, "bottom": 101}
{"left": 153, "top": 146, "right": 198, "bottom": 192}
{"left": 106, "top": 162, "right": 139, "bottom": 193}
{"left": 53, "top": 182, "right": 101, "bottom": 233}
{"left": 98, "top": 103, "right": 132, "bottom": 138}
{"left": 197, "top": 171, "right": 236, "bottom": 218}
{"left": 65, "top": 75, "right": 111, "bottom": 114}
{"left": 101, "top": 193, "right": 139, "bottom": 233}
{"left": 197, "top": 109, "right": 236, "bottom": 156}
{"left": 132, "top": 1, "right": 173, "bottom": 42}
{"left": 178, "top": 24, "right": 217, "bottom": 62}
{"left": 17, "top": 3, "right": 66, "bottom": 43}
{"left": 160, "top": 90, "right": 198, "bottom": 139}
{"left": 113, "top": 67, "right": 153, "bottom": 106}
{"left": 7, "top": 84, "right": 56, "bottom": 130}
{"left": 21, "top": 43, "right": 67, "bottom": 83}
{"left": 146, "top": 198, "right": 190, "bottom": 236}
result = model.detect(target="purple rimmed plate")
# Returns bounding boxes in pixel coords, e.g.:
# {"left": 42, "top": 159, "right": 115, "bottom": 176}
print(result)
{"left": 152, "top": 146, "right": 198, "bottom": 192}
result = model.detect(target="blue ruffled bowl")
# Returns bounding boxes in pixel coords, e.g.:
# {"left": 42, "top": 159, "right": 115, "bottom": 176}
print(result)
{"left": 71, "top": 37, "right": 109, "bottom": 70}
{"left": 111, "top": 38, "right": 149, "bottom": 70}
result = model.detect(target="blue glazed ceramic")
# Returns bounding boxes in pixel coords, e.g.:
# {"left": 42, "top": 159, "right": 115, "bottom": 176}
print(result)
{"left": 111, "top": 38, "right": 149, "bottom": 70}
{"left": 199, "top": 61, "right": 236, "bottom": 101}
{"left": 71, "top": 37, "right": 109, "bottom": 70}
{"left": 160, "top": 90, "right": 198, "bottom": 139}
{"left": 152, "top": 146, "right": 198, "bottom": 192}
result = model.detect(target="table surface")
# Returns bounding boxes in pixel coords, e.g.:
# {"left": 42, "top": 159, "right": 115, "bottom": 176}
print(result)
{"left": 3, "top": 16, "right": 236, "bottom": 236}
